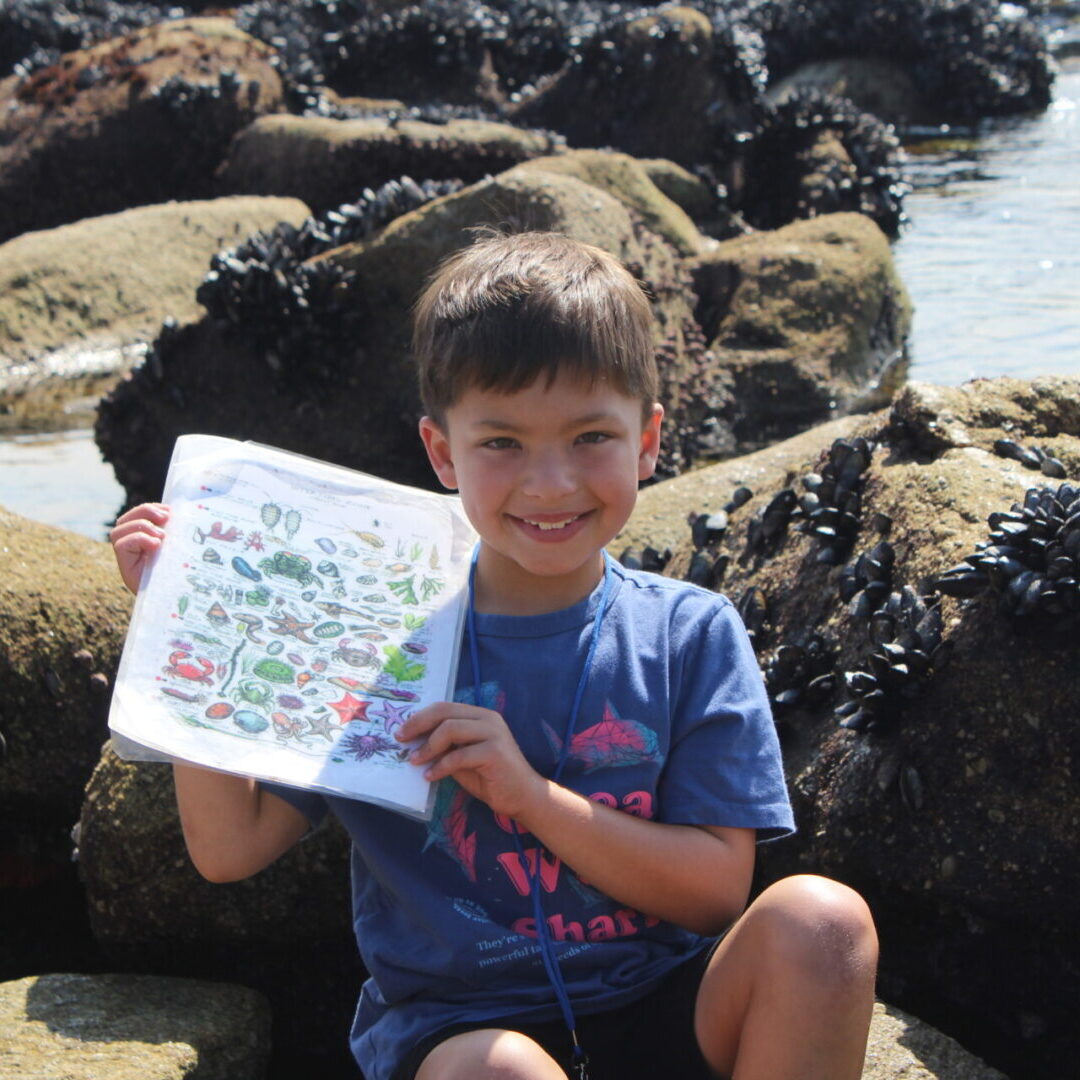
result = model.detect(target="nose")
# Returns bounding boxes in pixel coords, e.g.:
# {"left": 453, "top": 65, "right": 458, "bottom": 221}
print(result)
{"left": 520, "top": 446, "right": 579, "bottom": 500}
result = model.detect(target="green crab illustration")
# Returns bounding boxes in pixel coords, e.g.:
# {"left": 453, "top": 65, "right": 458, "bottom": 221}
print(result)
{"left": 257, "top": 550, "right": 323, "bottom": 589}
{"left": 231, "top": 678, "right": 274, "bottom": 708}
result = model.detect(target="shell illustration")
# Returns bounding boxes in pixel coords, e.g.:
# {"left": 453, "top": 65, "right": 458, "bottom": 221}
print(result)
{"left": 261, "top": 502, "right": 282, "bottom": 530}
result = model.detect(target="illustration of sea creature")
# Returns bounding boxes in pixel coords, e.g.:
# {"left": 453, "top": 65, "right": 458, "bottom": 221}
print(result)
{"left": 161, "top": 687, "right": 201, "bottom": 703}
{"left": 267, "top": 641, "right": 284, "bottom": 655}
{"left": 178, "top": 596, "right": 189, "bottom": 616}
{"left": 374, "top": 700, "right": 412, "bottom": 735}
{"left": 353, "top": 531, "right": 385, "bottom": 548}
{"left": 356, "top": 574, "right": 378, "bottom": 585}
{"left": 425, "top": 782, "right": 477, "bottom": 881}
{"left": 206, "top": 602, "right": 229, "bottom": 625}
{"left": 316, "top": 601, "right": 379, "bottom": 619}
{"left": 272, "top": 712, "right": 305, "bottom": 740}
{"left": 377, "top": 618, "right": 400, "bottom": 629}
{"left": 402, "top": 643, "right": 427, "bottom": 654}
{"left": 277, "top": 694, "right": 304, "bottom": 710}
{"left": 231, "top": 556, "right": 262, "bottom": 581}
{"left": 543, "top": 709, "right": 661, "bottom": 773}
{"left": 363, "top": 593, "right": 387, "bottom": 603}
{"left": 314, "top": 621, "right": 346, "bottom": 638}
{"left": 252, "top": 658, "right": 296, "bottom": 684}
{"left": 234, "top": 710, "right": 269, "bottom": 734}
{"left": 208, "top": 522, "right": 241, "bottom": 543}
{"left": 232, "top": 678, "right": 274, "bottom": 708}
{"left": 267, "top": 612, "right": 318, "bottom": 643}
{"left": 245, "top": 587, "right": 271, "bottom": 607}
{"left": 332, "top": 581, "right": 347, "bottom": 599}
{"left": 386, "top": 563, "right": 410, "bottom": 574}
{"left": 163, "top": 651, "right": 215, "bottom": 685}
{"left": 382, "top": 646, "right": 425, "bottom": 683}
{"left": 311, "top": 658, "right": 328, "bottom": 672}
{"left": 327, "top": 676, "right": 418, "bottom": 702}
{"left": 286, "top": 653, "right": 305, "bottom": 666}
{"left": 305, "top": 712, "right": 336, "bottom": 741}
{"left": 202, "top": 548, "right": 223, "bottom": 565}
{"left": 187, "top": 575, "right": 212, "bottom": 595}
{"left": 340, "top": 730, "right": 397, "bottom": 762}
{"left": 261, "top": 503, "right": 282, "bottom": 530}
{"left": 317, "top": 560, "right": 339, "bottom": 578}
{"left": 234, "top": 614, "right": 264, "bottom": 644}
{"left": 302, "top": 590, "right": 317, "bottom": 602}
{"left": 388, "top": 576, "right": 418, "bottom": 604}
{"left": 316, "top": 537, "right": 337, "bottom": 554}
{"left": 205, "top": 702, "right": 234, "bottom": 719}
{"left": 332, "top": 639, "right": 380, "bottom": 670}
{"left": 341, "top": 546, "right": 358, "bottom": 558}
{"left": 258, "top": 551, "right": 322, "bottom": 588}
{"left": 284, "top": 509, "right": 301, "bottom": 540}
{"left": 244, "top": 531, "right": 265, "bottom": 552}
{"left": 328, "top": 692, "right": 373, "bottom": 725}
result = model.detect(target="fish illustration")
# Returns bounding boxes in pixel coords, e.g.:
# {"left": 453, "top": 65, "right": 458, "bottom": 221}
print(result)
{"left": 542, "top": 708, "right": 660, "bottom": 773}
{"left": 425, "top": 781, "right": 477, "bottom": 882}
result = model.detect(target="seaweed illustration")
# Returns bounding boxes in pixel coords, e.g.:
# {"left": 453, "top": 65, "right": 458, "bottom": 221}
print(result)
{"left": 420, "top": 576, "right": 444, "bottom": 603}
{"left": 383, "top": 645, "right": 427, "bottom": 682}
{"left": 388, "top": 575, "right": 418, "bottom": 605}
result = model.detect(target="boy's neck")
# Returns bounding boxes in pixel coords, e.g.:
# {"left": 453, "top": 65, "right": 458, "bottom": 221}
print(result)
{"left": 472, "top": 546, "right": 607, "bottom": 617}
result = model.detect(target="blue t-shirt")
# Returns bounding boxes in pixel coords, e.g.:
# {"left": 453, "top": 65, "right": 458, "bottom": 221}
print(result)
{"left": 268, "top": 556, "right": 794, "bottom": 1080}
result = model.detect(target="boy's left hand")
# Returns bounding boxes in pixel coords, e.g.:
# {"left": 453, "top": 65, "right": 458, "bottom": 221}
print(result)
{"left": 397, "top": 703, "right": 544, "bottom": 820}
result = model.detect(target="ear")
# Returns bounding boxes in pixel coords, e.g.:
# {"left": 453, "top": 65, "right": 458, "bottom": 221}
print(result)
{"left": 637, "top": 403, "right": 664, "bottom": 482}
{"left": 419, "top": 416, "right": 458, "bottom": 490}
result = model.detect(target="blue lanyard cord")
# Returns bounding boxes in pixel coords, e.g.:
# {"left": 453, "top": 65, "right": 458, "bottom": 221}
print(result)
{"left": 466, "top": 549, "right": 613, "bottom": 1068}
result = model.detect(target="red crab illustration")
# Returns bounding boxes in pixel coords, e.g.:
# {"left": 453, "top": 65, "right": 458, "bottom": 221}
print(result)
{"left": 208, "top": 522, "right": 241, "bottom": 542}
{"left": 163, "top": 650, "right": 215, "bottom": 685}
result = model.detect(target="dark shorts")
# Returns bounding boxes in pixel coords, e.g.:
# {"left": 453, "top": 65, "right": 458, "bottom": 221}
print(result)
{"left": 391, "top": 943, "right": 719, "bottom": 1080}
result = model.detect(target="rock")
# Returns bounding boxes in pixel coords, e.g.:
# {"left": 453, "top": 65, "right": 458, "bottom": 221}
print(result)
{"left": 688, "top": 212, "right": 911, "bottom": 446}
{"left": 0, "top": 19, "right": 284, "bottom": 243}
{"left": 78, "top": 747, "right": 358, "bottom": 1076}
{"left": 215, "top": 113, "right": 564, "bottom": 214}
{"left": 767, "top": 58, "right": 927, "bottom": 126}
{"left": 0, "top": 972, "right": 270, "bottom": 1079}
{"left": 863, "top": 1001, "right": 1007, "bottom": 1079}
{"left": 0, "top": 507, "right": 131, "bottom": 871}
{"left": 0, "top": 196, "right": 311, "bottom": 431}
{"left": 95, "top": 156, "right": 730, "bottom": 508}
{"left": 509, "top": 6, "right": 724, "bottom": 167}
{"left": 634, "top": 376, "right": 1080, "bottom": 1079}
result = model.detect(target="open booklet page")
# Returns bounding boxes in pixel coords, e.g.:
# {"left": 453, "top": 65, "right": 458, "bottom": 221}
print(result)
{"left": 109, "top": 434, "right": 477, "bottom": 819}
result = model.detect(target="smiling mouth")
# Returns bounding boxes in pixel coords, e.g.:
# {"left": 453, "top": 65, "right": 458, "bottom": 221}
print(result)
{"left": 519, "top": 513, "right": 585, "bottom": 531}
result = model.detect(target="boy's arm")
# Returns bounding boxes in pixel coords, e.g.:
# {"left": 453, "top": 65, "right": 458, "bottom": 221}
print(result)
{"left": 400, "top": 704, "right": 756, "bottom": 936}
{"left": 172, "top": 764, "right": 311, "bottom": 883}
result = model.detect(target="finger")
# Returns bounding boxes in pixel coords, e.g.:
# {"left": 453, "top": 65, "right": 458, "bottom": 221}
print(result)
{"left": 409, "top": 716, "right": 492, "bottom": 764}
{"left": 109, "top": 518, "right": 167, "bottom": 547}
{"left": 114, "top": 503, "right": 170, "bottom": 528}
{"left": 397, "top": 702, "right": 489, "bottom": 741}
{"left": 421, "top": 742, "right": 493, "bottom": 782}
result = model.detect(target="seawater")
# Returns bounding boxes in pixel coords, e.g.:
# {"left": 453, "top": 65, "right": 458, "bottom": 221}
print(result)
{"left": 1, "top": 64, "right": 1077, "bottom": 541}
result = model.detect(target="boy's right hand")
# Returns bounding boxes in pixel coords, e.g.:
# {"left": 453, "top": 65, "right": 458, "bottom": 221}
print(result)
{"left": 109, "top": 503, "right": 170, "bottom": 593}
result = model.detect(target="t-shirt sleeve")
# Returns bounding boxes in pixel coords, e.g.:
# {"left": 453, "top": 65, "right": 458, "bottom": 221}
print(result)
{"left": 259, "top": 779, "right": 330, "bottom": 832}
{"left": 658, "top": 597, "right": 795, "bottom": 840}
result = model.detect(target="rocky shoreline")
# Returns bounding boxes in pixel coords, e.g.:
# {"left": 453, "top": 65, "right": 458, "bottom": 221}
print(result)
{"left": 1, "top": 3, "right": 1076, "bottom": 1078}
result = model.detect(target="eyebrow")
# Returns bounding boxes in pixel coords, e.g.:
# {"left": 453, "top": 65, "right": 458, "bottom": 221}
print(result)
{"left": 471, "top": 411, "right": 622, "bottom": 432}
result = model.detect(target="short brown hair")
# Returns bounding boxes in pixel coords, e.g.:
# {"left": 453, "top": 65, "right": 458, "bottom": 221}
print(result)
{"left": 413, "top": 231, "right": 658, "bottom": 423}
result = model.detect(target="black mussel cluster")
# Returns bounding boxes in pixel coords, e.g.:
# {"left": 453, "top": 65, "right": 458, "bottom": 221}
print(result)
{"left": 834, "top": 585, "right": 950, "bottom": 732}
{"left": 839, "top": 540, "right": 895, "bottom": 616}
{"left": 935, "top": 483, "right": 1080, "bottom": 626}
{"left": 765, "top": 632, "right": 836, "bottom": 715}
{"left": 734, "top": 584, "right": 770, "bottom": 652}
{"left": 682, "top": 485, "right": 753, "bottom": 585}
{"left": 619, "top": 546, "right": 670, "bottom": 574}
{"left": 748, "top": 0, "right": 1052, "bottom": 119}
{"left": 0, "top": 1, "right": 192, "bottom": 77}
{"left": 196, "top": 175, "right": 462, "bottom": 363}
{"left": 738, "top": 90, "right": 907, "bottom": 236}
{"left": 798, "top": 436, "right": 876, "bottom": 565}
{"left": 993, "top": 439, "right": 1067, "bottom": 479}
{"left": 740, "top": 488, "right": 797, "bottom": 565}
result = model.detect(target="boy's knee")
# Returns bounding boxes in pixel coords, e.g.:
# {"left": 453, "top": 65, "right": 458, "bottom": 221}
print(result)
{"left": 753, "top": 874, "right": 878, "bottom": 985}
{"left": 417, "top": 1028, "right": 565, "bottom": 1080}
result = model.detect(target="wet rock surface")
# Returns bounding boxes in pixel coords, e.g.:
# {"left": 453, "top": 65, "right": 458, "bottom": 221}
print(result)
{"left": 0, "top": 972, "right": 271, "bottom": 1080}
{"left": 620, "top": 376, "right": 1080, "bottom": 1079}
{"left": 0, "top": 19, "right": 284, "bottom": 243}
{"left": 0, "top": 196, "right": 310, "bottom": 431}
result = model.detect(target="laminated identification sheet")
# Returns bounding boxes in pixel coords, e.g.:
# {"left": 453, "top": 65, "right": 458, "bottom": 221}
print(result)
{"left": 109, "top": 435, "right": 477, "bottom": 818}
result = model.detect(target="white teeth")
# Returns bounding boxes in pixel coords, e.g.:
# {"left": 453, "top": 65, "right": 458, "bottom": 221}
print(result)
{"left": 524, "top": 515, "right": 580, "bottom": 531}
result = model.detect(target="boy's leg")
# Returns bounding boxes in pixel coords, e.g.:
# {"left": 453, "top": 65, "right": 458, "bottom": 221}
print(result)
{"left": 415, "top": 1028, "right": 568, "bottom": 1080}
{"left": 694, "top": 874, "right": 878, "bottom": 1080}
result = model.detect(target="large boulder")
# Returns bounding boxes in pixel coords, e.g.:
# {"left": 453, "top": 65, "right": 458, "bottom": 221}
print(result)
{"left": 0, "top": 19, "right": 284, "bottom": 243}
{"left": 78, "top": 749, "right": 358, "bottom": 1077}
{"left": 688, "top": 212, "right": 911, "bottom": 446}
{"left": 621, "top": 376, "right": 1080, "bottom": 1079}
{"left": 94, "top": 156, "right": 729, "bottom": 509}
{"left": 0, "top": 507, "right": 131, "bottom": 871}
{"left": 0, "top": 973, "right": 270, "bottom": 1080}
{"left": 215, "top": 113, "right": 565, "bottom": 214}
{"left": 0, "top": 196, "right": 310, "bottom": 431}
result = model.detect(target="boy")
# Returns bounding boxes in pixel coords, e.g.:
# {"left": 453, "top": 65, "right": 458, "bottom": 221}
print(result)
{"left": 111, "top": 232, "right": 877, "bottom": 1080}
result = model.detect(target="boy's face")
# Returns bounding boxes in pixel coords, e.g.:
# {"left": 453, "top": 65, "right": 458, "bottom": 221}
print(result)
{"left": 419, "top": 373, "right": 663, "bottom": 615}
